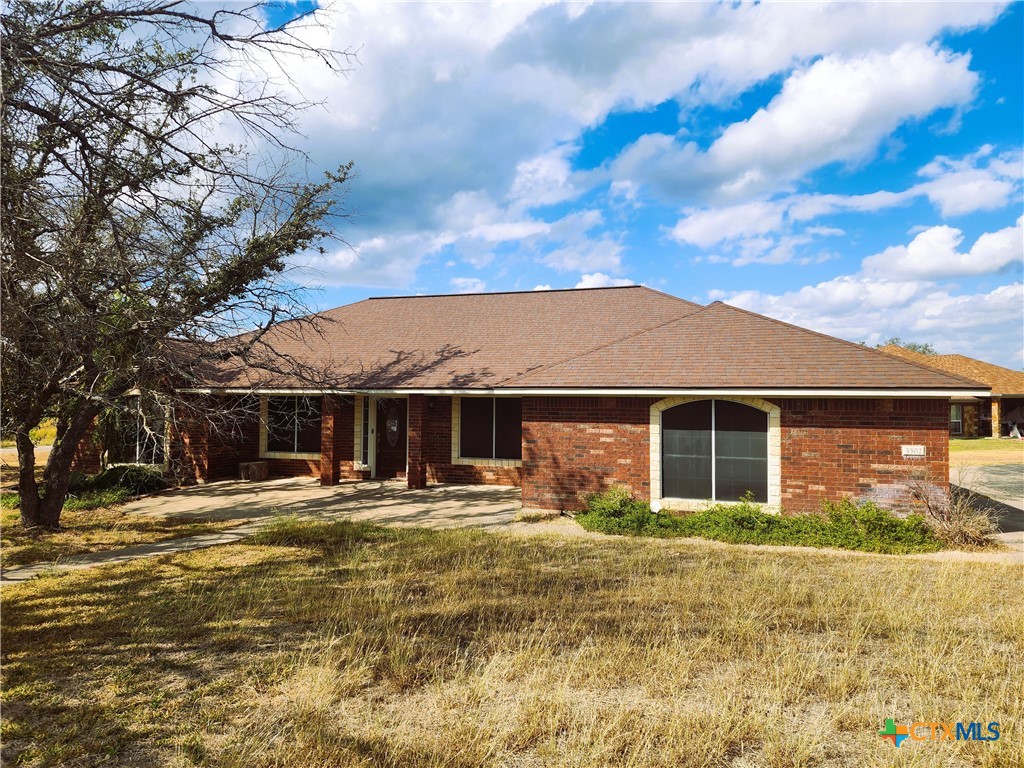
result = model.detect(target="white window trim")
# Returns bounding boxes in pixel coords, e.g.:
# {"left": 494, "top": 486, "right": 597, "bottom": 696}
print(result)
{"left": 352, "top": 395, "right": 374, "bottom": 471}
{"left": 950, "top": 404, "right": 963, "bottom": 435}
{"left": 650, "top": 396, "right": 781, "bottom": 514}
{"left": 451, "top": 395, "right": 523, "bottom": 468}
{"left": 258, "top": 395, "right": 321, "bottom": 460}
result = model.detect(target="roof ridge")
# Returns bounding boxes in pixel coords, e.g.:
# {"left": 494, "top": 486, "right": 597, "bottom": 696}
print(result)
{"left": 366, "top": 285, "right": 654, "bottom": 300}
{"left": 711, "top": 302, "right": 988, "bottom": 390}
{"left": 499, "top": 302, "right": 715, "bottom": 386}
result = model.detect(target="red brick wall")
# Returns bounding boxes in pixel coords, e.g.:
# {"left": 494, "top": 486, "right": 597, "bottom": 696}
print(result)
{"left": 70, "top": 421, "right": 103, "bottom": 474}
{"left": 408, "top": 394, "right": 428, "bottom": 488}
{"left": 168, "top": 402, "right": 209, "bottom": 482}
{"left": 521, "top": 396, "right": 655, "bottom": 511}
{"left": 320, "top": 395, "right": 364, "bottom": 484}
{"left": 422, "top": 396, "right": 523, "bottom": 486}
{"left": 778, "top": 398, "right": 948, "bottom": 513}
{"left": 519, "top": 396, "right": 948, "bottom": 514}
{"left": 171, "top": 396, "right": 260, "bottom": 482}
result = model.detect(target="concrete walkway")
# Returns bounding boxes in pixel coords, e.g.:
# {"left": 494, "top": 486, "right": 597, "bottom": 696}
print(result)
{"left": 1, "top": 478, "right": 522, "bottom": 584}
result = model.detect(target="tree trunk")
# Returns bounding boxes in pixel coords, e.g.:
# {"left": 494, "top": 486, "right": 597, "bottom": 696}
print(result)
{"left": 19, "top": 402, "right": 102, "bottom": 529}
{"left": 16, "top": 430, "right": 50, "bottom": 527}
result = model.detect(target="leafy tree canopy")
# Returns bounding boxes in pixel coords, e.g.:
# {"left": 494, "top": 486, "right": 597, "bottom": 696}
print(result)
{"left": 1, "top": 1, "right": 354, "bottom": 526}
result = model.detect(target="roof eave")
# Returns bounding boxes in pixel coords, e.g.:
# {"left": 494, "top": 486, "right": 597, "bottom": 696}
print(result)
{"left": 178, "top": 386, "right": 992, "bottom": 399}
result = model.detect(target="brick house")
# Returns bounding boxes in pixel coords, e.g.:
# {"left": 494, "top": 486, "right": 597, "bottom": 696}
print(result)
{"left": 74, "top": 287, "right": 987, "bottom": 513}
{"left": 878, "top": 346, "right": 1024, "bottom": 439}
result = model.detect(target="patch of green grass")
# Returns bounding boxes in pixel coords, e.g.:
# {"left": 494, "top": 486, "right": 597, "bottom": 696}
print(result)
{"left": 62, "top": 487, "right": 134, "bottom": 512}
{"left": 251, "top": 515, "right": 396, "bottom": 551}
{"left": 2, "top": 485, "right": 141, "bottom": 515}
{"left": 950, "top": 438, "right": 1018, "bottom": 452}
{"left": 575, "top": 487, "right": 944, "bottom": 554}
{"left": 1, "top": 522, "right": 1020, "bottom": 767}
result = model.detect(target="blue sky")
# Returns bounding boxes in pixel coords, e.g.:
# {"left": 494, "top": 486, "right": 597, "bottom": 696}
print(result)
{"left": 255, "top": 1, "right": 1022, "bottom": 365}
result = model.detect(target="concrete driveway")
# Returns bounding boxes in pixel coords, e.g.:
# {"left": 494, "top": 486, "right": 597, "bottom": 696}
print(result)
{"left": 951, "top": 463, "right": 1023, "bottom": 559}
{"left": 125, "top": 477, "right": 523, "bottom": 530}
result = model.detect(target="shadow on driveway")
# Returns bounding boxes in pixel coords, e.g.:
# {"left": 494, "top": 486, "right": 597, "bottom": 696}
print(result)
{"left": 124, "top": 477, "right": 523, "bottom": 530}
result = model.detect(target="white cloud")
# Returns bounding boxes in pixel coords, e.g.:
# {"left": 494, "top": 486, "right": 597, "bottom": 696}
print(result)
{"left": 724, "top": 278, "right": 1024, "bottom": 364}
{"left": 450, "top": 276, "right": 487, "bottom": 293}
{"left": 715, "top": 215, "right": 1024, "bottom": 364}
{"left": 533, "top": 284, "right": 553, "bottom": 291}
{"left": 915, "top": 146, "right": 1021, "bottom": 216}
{"left": 664, "top": 146, "right": 1021, "bottom": 269}
{"left": 542, "top": 238, "right": 622, "bottom": 273}
{"left": 706, "top": 45, "right": 977, "bottom": 195}
{"left": 227, "top": 1, "right": 1006, "bottom": 287}
{"left": 575, "top": 273, "right": 635, "bottom": 288}
{"left": 669, "top": 201, "right": 785, "bottom": 247}
{"left": 863, "top": 218, "right": 1023, "bottom": 279}
{"left": 612, "top": 44, "right": 979, "bottom": 202}
{"left": 309, "top": 232, "right": 445, "bottom": 288}
{"left": 788, "top": 147, "right": 1022, "bottom": 220}
{"left": 508, "top": 144, "right": 580, "bottom": 208}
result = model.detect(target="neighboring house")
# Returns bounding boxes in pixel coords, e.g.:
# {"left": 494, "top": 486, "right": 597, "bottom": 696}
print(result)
{"left": 73, "top": 287, "right": 986, "bottom": 513}
{"left": 878, "top": 346, "right": 1024, "bottom": 438}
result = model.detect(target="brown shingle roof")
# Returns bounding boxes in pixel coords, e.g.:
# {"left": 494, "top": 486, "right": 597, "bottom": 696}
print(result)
{"left": 199, "top": 287, "right": 984, "bottom": 392}
{"left": 878, "top": 345, "right": 1024, "bottom": 395}
{"left": 506, "top": 301, "right": 982, "bottom": 389}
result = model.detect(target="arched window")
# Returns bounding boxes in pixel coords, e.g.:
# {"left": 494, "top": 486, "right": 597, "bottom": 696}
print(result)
{"left": 662, "top": 400, "right": 768, "bottom": 502}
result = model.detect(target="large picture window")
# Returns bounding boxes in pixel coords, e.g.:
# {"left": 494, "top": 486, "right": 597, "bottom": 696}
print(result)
{"left": 266, "top": 396, "right": 322, "bottom": 455}
{"left": 662, "top": 399, "right": 768, "bottom": 502}
{"left": 459, "top": 397, "right": 522, "bottom": 460}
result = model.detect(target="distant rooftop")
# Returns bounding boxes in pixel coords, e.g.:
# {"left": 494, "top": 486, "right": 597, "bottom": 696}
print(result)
{"left": 878, "top": 345, "right": 1023, "bottom": 396}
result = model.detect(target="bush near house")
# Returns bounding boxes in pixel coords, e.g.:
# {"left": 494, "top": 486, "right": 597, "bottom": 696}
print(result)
{"left": 575, "top": 487, "right": 946, "bottom": 554}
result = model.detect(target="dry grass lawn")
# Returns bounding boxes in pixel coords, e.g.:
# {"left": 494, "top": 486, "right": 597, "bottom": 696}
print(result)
{"left": 2, "top": 519, "right": 1020, "bottom": 767}
{"left": 950, "top": 438, "right": 1024, "bottom": 467}
{"left": 1, "top": 507, "right": 242, "bottom": 568}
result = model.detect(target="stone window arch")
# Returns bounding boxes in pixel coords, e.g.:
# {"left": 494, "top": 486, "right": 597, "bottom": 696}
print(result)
{"left": 649, "top": 396, "right": 780, "bottom": 512}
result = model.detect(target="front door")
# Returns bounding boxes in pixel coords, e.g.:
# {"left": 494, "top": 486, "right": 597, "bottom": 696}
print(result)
{"left": 375, "top": 398, "right": 407, "bottom": 479}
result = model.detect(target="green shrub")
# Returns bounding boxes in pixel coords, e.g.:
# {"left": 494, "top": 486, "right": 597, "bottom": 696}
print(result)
{"left": 88, "top": 465, "right": 168, "bottom": 495}
{"left": 66, "top": 470, "right": 91, "bottom": 495}
{"left": 1, "top": 492, "right": 19, "bottom": 510}
{"left": 63, "top": 487, "right": 134, "bottom": 512}
{"left": 576, "top": 487, "right": 944, "bottom": 554}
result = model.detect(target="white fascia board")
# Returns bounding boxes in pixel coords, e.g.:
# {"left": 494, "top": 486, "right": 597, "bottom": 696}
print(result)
{"left": 177, "top": 386, "right": 991, "bottom": 399}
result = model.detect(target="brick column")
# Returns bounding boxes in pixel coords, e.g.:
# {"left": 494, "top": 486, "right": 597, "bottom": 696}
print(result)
{"left": 407, "top": 394, "right": 427, "bottom": 489}
{"left": 991, "top": 398, "right": 1001, "bottom": 438}
{"left": 169, "top": 400, "right": 210, "bottom": 483}
{"left": 71, "top": 419, "right": 103, "bottom": 475}
{"left": 320, "top": 395, "right": 341, "bottom": 486}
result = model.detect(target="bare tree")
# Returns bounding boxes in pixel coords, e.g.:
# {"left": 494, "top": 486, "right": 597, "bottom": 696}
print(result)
{"left": 1, "top": 1, "right": 355, "bottom": 527}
